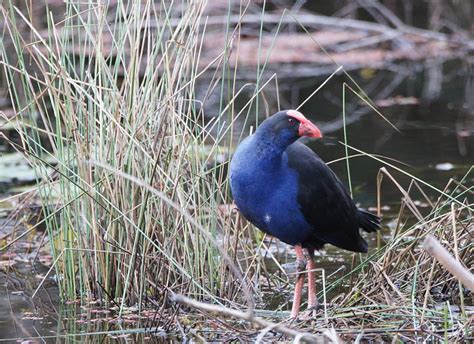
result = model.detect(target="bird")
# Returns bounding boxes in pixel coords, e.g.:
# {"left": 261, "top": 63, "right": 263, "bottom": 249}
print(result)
{"left": 229, "top": 109, "right": 381, "bottom": 318}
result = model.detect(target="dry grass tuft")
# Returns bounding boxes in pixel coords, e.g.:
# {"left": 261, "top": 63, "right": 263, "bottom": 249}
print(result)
{"left": 318, "top": 171, "right": 473, "bottom": 342}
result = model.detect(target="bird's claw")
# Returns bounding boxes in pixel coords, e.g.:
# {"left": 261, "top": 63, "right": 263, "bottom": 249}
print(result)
{"left": 307, "top": 302, "right": 322, "bottom": 312}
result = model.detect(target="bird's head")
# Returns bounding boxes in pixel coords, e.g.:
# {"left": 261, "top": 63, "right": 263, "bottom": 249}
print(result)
{"left": 255, "top": 110, "right": 322, "bottom": 148}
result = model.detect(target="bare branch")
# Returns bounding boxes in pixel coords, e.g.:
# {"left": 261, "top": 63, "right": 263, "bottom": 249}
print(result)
{"left": 171, "top": 293, "right": 326, "bottom": 343}
{"left": 423, "top": 235, "right": 474, "bottom": 293}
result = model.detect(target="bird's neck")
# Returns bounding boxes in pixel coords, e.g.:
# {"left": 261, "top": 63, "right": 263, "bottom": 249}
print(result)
{"left": 253, "top": 134, "right": 288, "bottom": 166}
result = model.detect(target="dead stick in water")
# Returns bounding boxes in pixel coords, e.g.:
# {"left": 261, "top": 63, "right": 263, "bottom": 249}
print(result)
{"left": 171, "top": 293, "right": 326, "bottom": 343}
{"left": 422, "top": 235, "right": 474, "bottom": 292}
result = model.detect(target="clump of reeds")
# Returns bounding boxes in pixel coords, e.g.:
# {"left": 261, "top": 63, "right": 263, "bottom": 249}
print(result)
{"left": 1, "top": 0, "right": 259, "bottom": 312}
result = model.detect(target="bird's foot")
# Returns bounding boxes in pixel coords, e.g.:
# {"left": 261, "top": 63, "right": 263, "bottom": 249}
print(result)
{"left": 308, "top": 302, "right": 322, "bottom": 312}
{"left": 291, "top": 313, "right": 308, "bottom": 321}
{"left": 293, "top": 311, "right": 318, "bottom": 322}
{"left": 308, "top": 302, "right": 334, "bottom": 317}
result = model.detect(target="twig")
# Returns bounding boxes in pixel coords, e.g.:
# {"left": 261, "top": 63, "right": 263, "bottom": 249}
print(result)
{"left": 333, "top": 31, "right": 401, "bottom": 52}
{"left": 171, "top": 293, "right": 324, "bottom": 343}
{"left": 422, "top": 235, "right": 474, "bottom": 293}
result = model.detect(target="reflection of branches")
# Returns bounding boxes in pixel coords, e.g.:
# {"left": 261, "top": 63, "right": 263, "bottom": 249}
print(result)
{"left": 422, "top": 60, "right": 443, "bottom": 102}
{"left": 319, "top": 70, "right": 408, "bottom": 134}
{"left": 343, "top": 0, "right": 412, "bottom": 54}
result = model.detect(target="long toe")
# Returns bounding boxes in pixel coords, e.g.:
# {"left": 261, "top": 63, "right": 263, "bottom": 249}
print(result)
{"left": 308, "top": 302, "right": 322, "bottom": 314}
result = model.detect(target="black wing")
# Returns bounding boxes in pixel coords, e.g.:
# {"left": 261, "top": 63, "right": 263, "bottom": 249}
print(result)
{"left": 286, "top": 141, "right": 380, "bottom": 253}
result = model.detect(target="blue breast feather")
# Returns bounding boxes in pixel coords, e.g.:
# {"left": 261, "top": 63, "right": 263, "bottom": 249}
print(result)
{"left": 229, "top": 136, "right": 313, "bottom": 245}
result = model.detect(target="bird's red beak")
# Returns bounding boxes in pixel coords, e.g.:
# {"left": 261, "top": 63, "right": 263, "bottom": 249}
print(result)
{"left": 287, "top": 110, "right": 323, "bottom": 139}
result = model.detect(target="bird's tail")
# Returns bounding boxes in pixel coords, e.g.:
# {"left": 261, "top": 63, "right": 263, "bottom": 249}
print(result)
{"left": 357, "top": 209, "right": 381, "bottom": 233}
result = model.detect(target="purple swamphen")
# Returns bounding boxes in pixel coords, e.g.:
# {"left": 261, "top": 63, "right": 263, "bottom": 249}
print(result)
{"left": 229, "top": 110, "right": 381, "bottom": 318}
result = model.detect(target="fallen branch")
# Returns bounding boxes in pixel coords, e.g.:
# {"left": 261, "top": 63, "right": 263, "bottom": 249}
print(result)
{"left": 171, "top": 293, "right": 326, "bottom": 343}
{"left": 422, "top": 235, "right": 474, "bottom": 293}
{"left": 167, "top": 12, "right": 474, "bottom": 48}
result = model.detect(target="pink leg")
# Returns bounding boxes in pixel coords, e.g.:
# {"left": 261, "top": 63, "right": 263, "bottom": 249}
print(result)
{"left": 307, "top": 249, "right": 319, "bottom": 313}
{"left": 291, "top": 245, "right": 305, "bottom": 318}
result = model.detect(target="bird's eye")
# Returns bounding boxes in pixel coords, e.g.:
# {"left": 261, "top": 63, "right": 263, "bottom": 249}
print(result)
{"left": 288, "top": 118, "right": 296, "bottom": 124}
